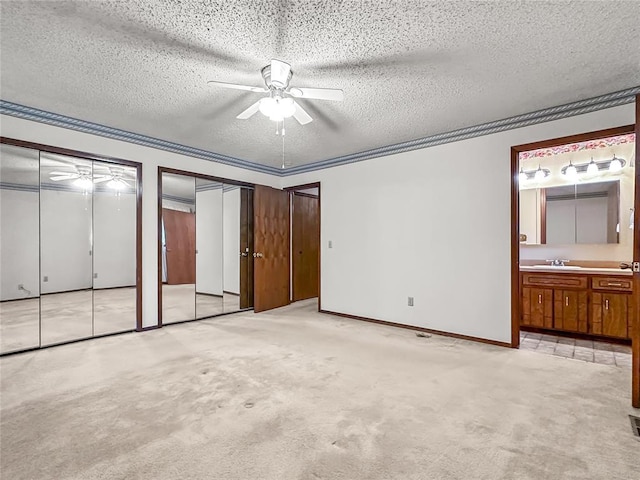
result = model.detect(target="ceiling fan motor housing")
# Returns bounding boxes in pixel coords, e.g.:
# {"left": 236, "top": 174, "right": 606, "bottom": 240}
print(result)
{"left": 261, "top": 64, "right": 293, "bottom": 89}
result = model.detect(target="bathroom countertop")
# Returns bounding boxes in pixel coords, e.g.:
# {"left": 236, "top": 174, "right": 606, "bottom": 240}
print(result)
{"left": 519, "top": 266, "right": 633, "bottom": 276}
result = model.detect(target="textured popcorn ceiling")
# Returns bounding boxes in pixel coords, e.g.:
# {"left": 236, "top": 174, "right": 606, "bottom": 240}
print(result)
{"left": 1, "top": 1, "right": 639, "bottom": 169}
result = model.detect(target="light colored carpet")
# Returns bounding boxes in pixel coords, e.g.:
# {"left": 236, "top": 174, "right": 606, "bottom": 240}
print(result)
{"left": 1, "top": 299, "right": 638, "bottom": 480}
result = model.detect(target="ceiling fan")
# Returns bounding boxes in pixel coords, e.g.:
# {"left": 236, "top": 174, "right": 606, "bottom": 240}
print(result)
{"left": 50, "top": 166, "right": 134, "bottom": 190}
{"left": 208, "top": 59, "right": 344, "bottom": 125}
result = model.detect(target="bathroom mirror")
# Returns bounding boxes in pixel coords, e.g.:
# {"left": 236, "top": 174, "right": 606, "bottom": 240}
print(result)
{"left": 161, "top": 173, "right": 196, "bottom": 324}
{"left": 520, "top": 180, "right": 620, "bottom": 245}
{"left": 195, "top": 178, "right": 224, "bottom": 319}
{"left": 40, "top": 152, "right": 94, "bottom": 345}
{"left": 223, "top": 185, "right": 242, "bottom": 313}
{"left": 0, "top": 145, "right": 41, "bottom": 354}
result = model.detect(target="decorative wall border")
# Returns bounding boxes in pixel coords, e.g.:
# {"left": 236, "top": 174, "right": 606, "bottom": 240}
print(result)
{"left": 2, "top": 86, "right": 638, "bottom": 178}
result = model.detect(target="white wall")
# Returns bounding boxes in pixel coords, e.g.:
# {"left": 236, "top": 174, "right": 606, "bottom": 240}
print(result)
{"left": 93, "top": 191, "right": 137, "bottom": 289}
{"left": 0, "top": 114, "right": 279, "bottom": 327}
{"left": 282, "top": 104, "right": 635, "bottom": 343}
{"left": 223, "top": 188, "right": 240, "bottom": 294}
{"left": 0, "top": 189, "right": 40, "bottom": 301}
{"left": 196, "top": 188, "right": 223, "bottom": 295}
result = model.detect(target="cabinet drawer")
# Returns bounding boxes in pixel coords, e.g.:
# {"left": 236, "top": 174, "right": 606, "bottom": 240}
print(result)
{"left": 522, "top": 274, "right": 588, "bottom": 289}
{"left": 592, "top": 277, "right": 633, "bottom": 292}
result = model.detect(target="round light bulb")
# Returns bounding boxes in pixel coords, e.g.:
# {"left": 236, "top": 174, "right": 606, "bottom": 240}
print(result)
{"left": 609, "top": 156, "right": 622, "bottom": 172}
{"left": 565, "top": 162, "right": 578, "bottom": 180}
{"left": 587, "top": 159, "right": 598, "bottom": 175}
{"left": 73, "top": 177, "right": 93, "bottom": 191}
{"left": 534, "top": 167, "right": 546, "bottom": 181}
{"left": 107, "top": 179, "right": 124, "bottom": 190}
{"left": 519, "top": 168, "right": 527, "bottom": 184}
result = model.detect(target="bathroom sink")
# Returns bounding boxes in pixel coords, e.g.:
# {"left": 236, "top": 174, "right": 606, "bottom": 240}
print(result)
{"left": 530, "top": 265, "right": 582, "bottom": 270}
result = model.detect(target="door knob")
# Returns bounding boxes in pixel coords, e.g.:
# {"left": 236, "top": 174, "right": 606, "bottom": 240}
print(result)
{"left": 255, "top": 252, "right": 264, "bottom": 258}
{"left": 240, "top": 252, "right": 248, "bottom": 257}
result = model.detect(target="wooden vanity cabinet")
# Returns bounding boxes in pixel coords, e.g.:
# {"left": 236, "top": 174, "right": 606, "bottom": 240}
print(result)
{"left": 520, "top": 272, "right": 634, "bottom": 340}
{"left": 554, "top": 290, "right": 588, "bottom": 333}
{"left": 591, "top": 278, "right": 634, "bottom": 339}
{"left": 522, "top": 287, "right": 553, "bottom": 328}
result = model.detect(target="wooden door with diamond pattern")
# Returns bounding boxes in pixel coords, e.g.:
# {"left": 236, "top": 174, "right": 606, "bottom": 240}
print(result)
{"left": 253, "top": 185, "right": 290, "bottom": 312}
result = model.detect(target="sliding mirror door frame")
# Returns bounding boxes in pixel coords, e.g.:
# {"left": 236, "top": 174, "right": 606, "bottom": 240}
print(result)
{"left": 157, "top": 167, "right": 254, "bottom": 327}
{"left": 0, "top": 137, "right": 143, "bottom": 344}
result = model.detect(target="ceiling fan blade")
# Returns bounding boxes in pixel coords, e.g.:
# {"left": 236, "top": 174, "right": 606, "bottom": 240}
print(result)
{"left": 50, "top": 174, "right": 78, "bottom": 181}
{"left": 288, "top": 87, "right": 344, "bottom": 102}
{"left": 207, "top": 81, "right": 267, "bottom": 93}
{"left": 292, "top": 101, "right": 313, "bottom": 125}
{"left": 236, "top": 100, "right": 262, "bottom": 120}
{"left": 270, "top": 59, "right": 291, "bottom": 88}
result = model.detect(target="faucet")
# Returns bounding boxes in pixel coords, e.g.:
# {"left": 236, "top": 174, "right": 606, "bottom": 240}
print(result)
{"left": 547, "top": 259, "right": 570, "bottom": 266}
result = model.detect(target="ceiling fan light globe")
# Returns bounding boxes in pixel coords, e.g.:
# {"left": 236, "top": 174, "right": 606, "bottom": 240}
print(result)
{"left": 107, "top": 179, "right": 125, "bottom": 190}
{"left": 73, "top": 177, "right": 93, "bottom": 190}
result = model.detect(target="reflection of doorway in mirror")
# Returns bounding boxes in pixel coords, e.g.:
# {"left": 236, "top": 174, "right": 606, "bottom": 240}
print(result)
{"left": 161, "top": 173, "right": 196, "bottom": 324}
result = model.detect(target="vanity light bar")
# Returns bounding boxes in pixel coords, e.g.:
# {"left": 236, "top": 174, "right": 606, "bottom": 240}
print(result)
{"left": 560, "top": 156, "right": 626, "bottom": 175}
{"left": 520, "top": 167, "right": 551, "bottom": 180}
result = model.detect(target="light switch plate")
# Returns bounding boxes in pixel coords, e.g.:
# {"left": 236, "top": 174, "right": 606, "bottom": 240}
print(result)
{"left": 328, "top": 240, "right": 333, "bottom": 248}
{"left": 408, "top": 297, "right": 414, "bottom": 306}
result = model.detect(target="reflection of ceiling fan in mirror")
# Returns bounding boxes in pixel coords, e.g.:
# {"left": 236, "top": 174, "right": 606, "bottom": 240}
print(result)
{"left": 49, "top": 166, "right": 134, "bottom": 190}
{"left": 208, "top": 59, "right": 344, "bottom": 125}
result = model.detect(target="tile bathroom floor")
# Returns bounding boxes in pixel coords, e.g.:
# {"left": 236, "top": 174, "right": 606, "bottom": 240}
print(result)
{"left": 519, "top": 331, "right": 632, "bottom": 368}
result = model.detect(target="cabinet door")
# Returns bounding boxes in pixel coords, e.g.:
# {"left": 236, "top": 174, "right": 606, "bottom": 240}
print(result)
{"left": 523, "top": 287, "right": 552, "bottom": 328}
{"left": 601, "top": 293, "right": 628, "bottom": 338}
{"left": 554, "top": 290, "right": 588, "bottom": 333}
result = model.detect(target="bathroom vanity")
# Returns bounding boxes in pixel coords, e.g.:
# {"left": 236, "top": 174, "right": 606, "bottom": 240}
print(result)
{"left": 519, "top": 266, "right": 634, "bottom": 340}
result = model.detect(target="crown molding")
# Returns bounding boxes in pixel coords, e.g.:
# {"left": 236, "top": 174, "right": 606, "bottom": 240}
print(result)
{"left": 0, "top": 101, "right": 282, "bottom": 176}
{"left": 2, "top": 86, "right": 638, "bottom": 178}
{"left": 281, "top": 86, "right": 640, "bottom": 176}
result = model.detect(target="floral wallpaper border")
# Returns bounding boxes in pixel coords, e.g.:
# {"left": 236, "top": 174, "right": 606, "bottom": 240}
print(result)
{"left": 519, "top": 133, "right": 636, "bottom": 160}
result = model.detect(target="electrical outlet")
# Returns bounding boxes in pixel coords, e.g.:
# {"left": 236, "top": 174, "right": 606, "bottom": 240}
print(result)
{"left": 408, "top": 297, "right": 414, "bottom": 307}
{"left": 43, "top": 276, "right": 48, "bottom": 282}
{"left": 93, "top": 273, "right": 98, "bottom": 279}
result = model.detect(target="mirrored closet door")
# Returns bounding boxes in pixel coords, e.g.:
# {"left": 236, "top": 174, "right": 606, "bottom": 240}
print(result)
{"left": 0, "top": 141, "right": 141, "bottom": 355}
{"left": 0, "top": 145, "right": 41, "bottom": 353}
{"left": 159, "top": 169, "right": 253, "bottom": 325}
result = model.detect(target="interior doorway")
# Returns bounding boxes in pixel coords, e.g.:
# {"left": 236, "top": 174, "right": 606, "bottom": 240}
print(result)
{"left": 510, "top": 117, "right": 639, "bottom": 408}
{"left": 286, "top": 183, "right": 321, "bottom": 310}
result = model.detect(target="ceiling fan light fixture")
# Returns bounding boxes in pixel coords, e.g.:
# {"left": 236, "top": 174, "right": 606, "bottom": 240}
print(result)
{"left": 73, "top": 177, "right": 93, "bottom": 190}
{"left": 107, "top": 178, "right": 125, "bottom": 190}
{"left": 259, "top": 96, "right": 295, "bottom": 121}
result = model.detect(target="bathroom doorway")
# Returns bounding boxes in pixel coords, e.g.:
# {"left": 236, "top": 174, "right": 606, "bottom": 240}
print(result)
{"left": 510, "top": 115, "right": 639, "bottom": 407}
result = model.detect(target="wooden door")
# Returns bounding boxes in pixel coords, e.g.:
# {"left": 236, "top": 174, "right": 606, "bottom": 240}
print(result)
{"left": 522, "top": 287, "right": 552, "bottom": 328}
{"left": 253, "top": 185, "right": 290, "bottom": 312}
{"left": 163, "top": 208, "right": 196, "bottom": 285}
{"left": 601, "top": 293, "right": 628, "bottom": 338}
{"left": 239, "top": 188, "right": 254, "bottom": 309}
{"left": 292, "top": 193, "right": 319, "bottom": 301}
{"left": 554, "top": 290, "right": 587, "bottom": 332}
{"left": 632, "top": 93, "right": 639, "bottom": 408}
